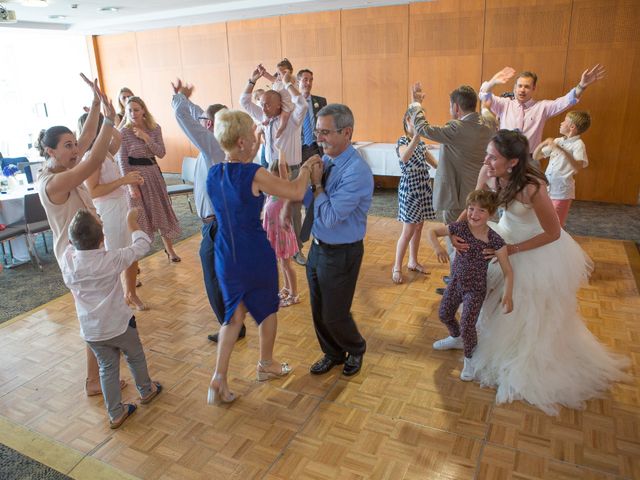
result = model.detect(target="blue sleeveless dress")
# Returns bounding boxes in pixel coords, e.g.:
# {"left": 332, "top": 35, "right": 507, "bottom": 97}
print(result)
{"left": 206, "top": 162, "right": 278, "bottom": 324}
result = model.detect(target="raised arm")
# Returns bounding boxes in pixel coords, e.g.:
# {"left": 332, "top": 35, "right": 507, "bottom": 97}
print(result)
{"left": 532, "top": 138, "right": 555, "bottom": 162}
{"left": 108, "top": 127, "right": 122, "bottom": 156}
{"left": 478, "top": 67, "right": 515, "bottom": 108}
{"left": 240, "top": 66, "right": 266, "bottom": 122}
{"left": 552, "top": 141, "right": 587, "bottom": 172}
{"left": 575, "top": 64, "right": 606, "bottom": 99}
{"left": 261, "top": 65, "right": 277, "bottom": 83}
{"left": 76, "top": 74, "right": 103, "bottom": 156}
{"left": 397, "top": 135, "right": 420, "bottom": 164}
{"left": 408, "top": 83, "right": 460, "bottom": 144}
{"left": 281, "top": 71, "right": 307, "bottom": 125}
{"left": 171, "top": 80, "right": 225, "bottom": 164}
{"left": 46, "top": 97, "right": 116, "bottom": 204}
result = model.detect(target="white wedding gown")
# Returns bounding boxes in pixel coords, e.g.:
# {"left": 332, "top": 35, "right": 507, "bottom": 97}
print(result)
{"left": 470, "top": 200, "right": 630, "bottom": 415}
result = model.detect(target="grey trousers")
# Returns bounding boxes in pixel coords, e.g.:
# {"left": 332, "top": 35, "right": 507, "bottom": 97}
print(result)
{"left": 86, "top": 319, "right": 153, "bottom": 421}
{"left": 288, "top": 164, "right": 303, "bottom": 251}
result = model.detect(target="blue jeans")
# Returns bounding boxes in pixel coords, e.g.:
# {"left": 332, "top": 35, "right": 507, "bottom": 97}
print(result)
{"left": 199, "top": 219, "right": 225, "bottom": 324}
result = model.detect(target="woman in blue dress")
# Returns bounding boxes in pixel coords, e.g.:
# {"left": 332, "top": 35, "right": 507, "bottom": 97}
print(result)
{"left": 206, "top": 109, "right": 321, "bottom": 405}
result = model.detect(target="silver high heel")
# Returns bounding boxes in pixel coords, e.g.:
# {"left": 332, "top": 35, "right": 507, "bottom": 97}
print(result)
{"left": 256, "top": 360, "right": 292, "bottom": 382}
{"left": 207, "top": 384, "right": 236, "bottom": 405}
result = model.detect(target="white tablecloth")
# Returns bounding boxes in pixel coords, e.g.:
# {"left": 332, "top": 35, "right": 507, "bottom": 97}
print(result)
{"left": 251, "top": 142, "right": 441, "bottom": 177}
{"left": 0, "top": 183, "right": 37, "bottom": 262}
{"left": 354, "top": 142, "right": 440, "bottom": 177}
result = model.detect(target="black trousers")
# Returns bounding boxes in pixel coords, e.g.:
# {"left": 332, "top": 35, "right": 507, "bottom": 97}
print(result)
{"left": 305, "top": 239, "right": 366, "bottom": 360}
{"left": 199, "top": 218, "right": 225, "bottom": 325}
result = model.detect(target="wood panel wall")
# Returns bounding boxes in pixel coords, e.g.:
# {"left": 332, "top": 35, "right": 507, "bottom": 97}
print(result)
{"left": 409, "top": 0, "right": 485, "bottom": 129}
{"left": 94, "top": 0, "right": 640, "bottom": 204}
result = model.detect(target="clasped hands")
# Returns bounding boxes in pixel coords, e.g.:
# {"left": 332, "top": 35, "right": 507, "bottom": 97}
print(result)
{"left": 304, "top": 154, "right": 324, "bottom": 184}
{"left": 250, "top": 64, "right": 292, "bottom": 85}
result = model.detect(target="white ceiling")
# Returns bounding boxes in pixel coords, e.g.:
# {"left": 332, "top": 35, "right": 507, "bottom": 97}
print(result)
{"left": 0, "top": 0, "right": 426, "bottom": 35}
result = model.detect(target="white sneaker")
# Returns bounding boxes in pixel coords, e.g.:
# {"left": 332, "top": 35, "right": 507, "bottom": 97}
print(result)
{"left": 460, "top": 357, "right": 474, "bottom": 381}
{"left": 432, "top": 336, "right": 464, "bottom": 350}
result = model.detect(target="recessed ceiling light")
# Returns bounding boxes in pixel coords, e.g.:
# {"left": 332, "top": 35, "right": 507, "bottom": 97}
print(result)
{"left": 22, "top": 0, "right": 48, "bottom": 7}
{"left": 49, "top": 14, "right": 66, "bottom": 19}
{"left": 98, "top": 6, "right": 119, "bottom": 12}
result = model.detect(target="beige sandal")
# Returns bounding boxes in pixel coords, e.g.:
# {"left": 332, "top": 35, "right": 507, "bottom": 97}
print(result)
{"left": 280, "top": 294, "right": 300, "bottom": 307}
{"left": 392, "top": 268, "right": 403, "bottom": 284}
{"left": 408, "top": 263, "right": 428, "bottom": 275}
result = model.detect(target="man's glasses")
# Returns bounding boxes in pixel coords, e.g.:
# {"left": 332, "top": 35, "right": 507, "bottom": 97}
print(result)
{"left": 313, "top": 128, "right": 343, "bottom": 136}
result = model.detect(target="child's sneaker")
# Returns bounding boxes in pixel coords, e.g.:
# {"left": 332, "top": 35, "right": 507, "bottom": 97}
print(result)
{"left": 432, "top": 336, "right": 464, "bottom": 350}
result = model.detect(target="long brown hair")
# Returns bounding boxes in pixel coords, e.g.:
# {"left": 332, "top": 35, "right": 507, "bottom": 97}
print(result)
{"left": 492, "top": 129, "right": 547, "bottom": 207}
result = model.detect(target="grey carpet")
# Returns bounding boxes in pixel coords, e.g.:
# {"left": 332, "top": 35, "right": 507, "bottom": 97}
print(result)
{"left": 1, "top": 179, "right": 638, "bottom": 325}
{"left": 0, "top": 443, "right": 71, "bottom": 480}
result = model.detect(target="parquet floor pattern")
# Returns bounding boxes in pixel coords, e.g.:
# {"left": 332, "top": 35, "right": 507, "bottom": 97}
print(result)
{"left": 1, "top": 216, "right": 638, "bottom": 479}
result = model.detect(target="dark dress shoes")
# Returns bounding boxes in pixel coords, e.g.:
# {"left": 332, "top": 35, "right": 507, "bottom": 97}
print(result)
{"left": 208, "top": 325, "right": 246, "bottom": 343}
{"left": 342, "top": 354, "right": 363, "bottom": 376}
{"left": 310, "top": 355, "right": 345, "bottom": 375}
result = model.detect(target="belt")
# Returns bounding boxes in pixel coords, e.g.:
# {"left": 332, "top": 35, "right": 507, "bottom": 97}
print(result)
{"left": 313, "top": 238, "right": 362, "bottom": 249}
{"left": 128, "top": 156, "right": 156, "bottom": 166}
{"left": 202, "top": 215, "right": 216, "bottom": 224}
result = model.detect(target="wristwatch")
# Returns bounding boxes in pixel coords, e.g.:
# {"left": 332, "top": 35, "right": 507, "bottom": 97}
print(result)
{"left": 310, "top": 184, "right": 322, "bottom": 193}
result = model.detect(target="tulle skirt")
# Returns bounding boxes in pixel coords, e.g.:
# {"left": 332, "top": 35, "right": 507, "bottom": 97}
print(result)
{"left": 471, "top": 226, "right": 630, "bottom": 415}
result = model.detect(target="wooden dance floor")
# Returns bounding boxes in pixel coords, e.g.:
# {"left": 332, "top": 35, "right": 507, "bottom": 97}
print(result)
{"left": 1, "top": 216, "right": 638, "bottom": 480}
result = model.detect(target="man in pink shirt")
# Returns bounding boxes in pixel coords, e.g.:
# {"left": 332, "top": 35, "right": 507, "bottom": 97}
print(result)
{"left": 479, "top": 64, "right": 605, "bottom": 167}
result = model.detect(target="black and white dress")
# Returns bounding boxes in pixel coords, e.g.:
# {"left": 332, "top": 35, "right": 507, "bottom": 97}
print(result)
{"left": 396, "top": 135, "right": 435, "bottom": 223}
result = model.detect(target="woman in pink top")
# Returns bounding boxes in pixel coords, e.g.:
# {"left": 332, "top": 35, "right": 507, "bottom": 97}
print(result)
{"left": 117, "top": 97, "right": 182, "bottom": 262}
{"left": 79, "top": 113, "right": 147, "bottom": 310}
{"left": 36, "top": 74, "right": 125, "bottom": 396}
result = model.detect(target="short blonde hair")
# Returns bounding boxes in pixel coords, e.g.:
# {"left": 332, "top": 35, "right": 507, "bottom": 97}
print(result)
{"left": 567, "top": 111, "right": 591, "bottom": 134}
{"left": 214, "top": 109, "right": 254, "bottom": 152}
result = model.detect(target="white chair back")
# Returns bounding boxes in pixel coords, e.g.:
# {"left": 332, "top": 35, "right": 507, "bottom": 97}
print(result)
{"left": 181, "top": 157, "right": 197, "bottom": 184}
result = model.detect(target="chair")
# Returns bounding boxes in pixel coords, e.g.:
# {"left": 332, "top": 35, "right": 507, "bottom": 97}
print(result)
{"left": 167, "top": 156, "right": 196, "bottom": 213}
{"left": 23, "top": 193, "right": 51, "bottom": 270}
{"left": 0, "top": 223, "right": 28, "bottom": 266}
{"left": 18, "top": 161, "right": 45, "bottom": 184}
{"left": 1, "top": 156, "right": 28, "bottom": 170}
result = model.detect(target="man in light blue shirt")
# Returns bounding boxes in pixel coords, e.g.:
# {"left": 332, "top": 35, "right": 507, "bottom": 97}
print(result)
{"left": 302, "top": 104, "right": 373, "bottom": 377}
{"left": 171, "top": 80, "right": 246, "bottom": 343}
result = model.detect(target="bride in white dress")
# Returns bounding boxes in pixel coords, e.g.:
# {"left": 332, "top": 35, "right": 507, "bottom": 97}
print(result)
{"left": 463, "top": 130, "right": 629, "bottom": 415}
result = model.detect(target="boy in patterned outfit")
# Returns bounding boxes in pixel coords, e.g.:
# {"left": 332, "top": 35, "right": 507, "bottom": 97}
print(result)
{"left": 427, "top": 190, "right": 514, "bottom": 381}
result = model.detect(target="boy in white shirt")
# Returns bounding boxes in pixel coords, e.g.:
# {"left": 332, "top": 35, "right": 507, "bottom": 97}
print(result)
{"left": 533, "top": 111, "right": 591, "bottom": 227}
{"left": 61, "top": 208, "right": 161, "bottom": 429}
